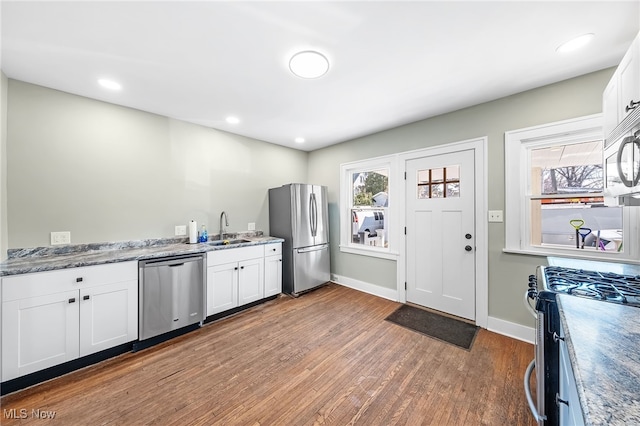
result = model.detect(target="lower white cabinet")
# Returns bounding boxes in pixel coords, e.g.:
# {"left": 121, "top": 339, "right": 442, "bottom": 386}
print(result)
{"left": 1, "top": 262, "right": 138, "bottom": 382}
{"left": 559, "top": 322, "right": 585, "bottom": 426}
{"left": 264, "top": 246, "right": 282, "bottom": 298}
{"left": 207, "top": 243, "right": 281, "bottom": 316}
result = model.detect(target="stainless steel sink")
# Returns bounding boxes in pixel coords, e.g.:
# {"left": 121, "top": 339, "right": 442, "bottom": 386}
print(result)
{"left": 205, "top": 239, "right": 251, "bottom": 246}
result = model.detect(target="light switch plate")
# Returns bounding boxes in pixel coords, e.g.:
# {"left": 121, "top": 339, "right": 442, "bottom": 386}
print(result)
{"left": 248, "top": 222, "right": 256, "bottom": 231}
{"left": 51, "top": 231, "right": 71, "bottom": 245}
{"left": 175, "top": 225, "right": 187, "bottom": 236}
{"left": 488, "top": 210, "right": 503, "bottom": 223}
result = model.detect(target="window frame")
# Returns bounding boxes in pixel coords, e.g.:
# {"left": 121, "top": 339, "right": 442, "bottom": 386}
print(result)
{"left": 505, "top": 114, "right": 639, "bottom": 263}
{"left": 340, "top": 155, "right": 399, "bottom": 260}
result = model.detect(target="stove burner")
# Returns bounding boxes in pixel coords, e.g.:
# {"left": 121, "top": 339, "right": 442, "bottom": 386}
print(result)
{"left": 544, "top": 266, "right": 640, "bottom": 307}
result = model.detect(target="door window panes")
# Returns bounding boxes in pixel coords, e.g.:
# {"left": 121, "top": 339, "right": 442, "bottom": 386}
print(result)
{"left": 417, "top": 165, "right": 460, "bottom": 199}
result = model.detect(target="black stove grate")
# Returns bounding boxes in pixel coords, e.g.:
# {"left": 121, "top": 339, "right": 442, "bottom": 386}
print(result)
{"left": 544, "top": 266, "right": 640, "bottom": 307}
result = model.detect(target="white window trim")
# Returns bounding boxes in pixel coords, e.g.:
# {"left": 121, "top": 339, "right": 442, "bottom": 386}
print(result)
{"left": 505, "top": 114, "right": 639, "bottom": 264}
{"left": 339, "top": 155, "right": 399, "bottom": 260}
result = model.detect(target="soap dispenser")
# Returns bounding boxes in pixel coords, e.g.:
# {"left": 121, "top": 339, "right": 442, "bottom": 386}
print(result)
{"left": 199, "top": 225, "right": 208, "bottom": 243}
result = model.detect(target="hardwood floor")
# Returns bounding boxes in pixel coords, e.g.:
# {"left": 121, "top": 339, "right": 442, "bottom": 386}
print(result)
{"left": 1, "top": 283, "right": 536, "bottom": 425}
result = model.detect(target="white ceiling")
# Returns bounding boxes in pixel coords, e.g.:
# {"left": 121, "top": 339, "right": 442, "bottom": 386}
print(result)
{"left": 2, "top": 1, "right": 639, "bottom": 152}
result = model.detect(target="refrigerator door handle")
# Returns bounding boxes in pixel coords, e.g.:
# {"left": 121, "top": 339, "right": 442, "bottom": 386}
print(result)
{"left": 310, "top": 192, "right": 317, "bottom": 237}
{"left": 297, "top": 244, "right": 329, "bottom": 253}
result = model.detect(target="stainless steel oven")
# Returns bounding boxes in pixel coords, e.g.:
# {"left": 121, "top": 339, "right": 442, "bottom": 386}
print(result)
{"left": 523, "top": 261, "right": 640, "bottom": 425}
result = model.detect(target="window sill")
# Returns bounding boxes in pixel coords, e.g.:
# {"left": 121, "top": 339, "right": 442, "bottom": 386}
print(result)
{"left": 502, "top": 247, "right": 640, "bottom": 265}
{"left": 339, "top": 244, "right": 399, "bottom": 260}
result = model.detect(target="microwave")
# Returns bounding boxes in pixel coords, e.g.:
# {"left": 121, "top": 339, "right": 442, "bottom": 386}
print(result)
{"left": 604, "top": 125, "right": 640, "bottom": 206}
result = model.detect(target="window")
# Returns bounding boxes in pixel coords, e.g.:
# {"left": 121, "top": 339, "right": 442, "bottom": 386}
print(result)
{"left": 340, "top": 156, "right": 397, "bottom": 259}
{"left": 505, "top": 115, "right": 637, "bottom": 261}
{"left": 417, "top": 165, "right": 460, "bottom": 198}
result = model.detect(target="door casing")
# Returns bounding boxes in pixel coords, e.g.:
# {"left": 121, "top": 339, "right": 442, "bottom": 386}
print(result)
{"left": 395, "top": 137, "right": 488, "bottom": 328}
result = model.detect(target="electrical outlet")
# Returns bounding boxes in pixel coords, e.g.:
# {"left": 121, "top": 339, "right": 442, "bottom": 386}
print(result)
{"left": 51, "top": 231, "right": 71, "bottom": 245}
{"left": 175, "top": 225, "right": 187, "bottom": 236}
{"left": 248, "top": 222, "right": 256, "bottom": 231}
{"left": 488, "top": 210, "right": 503, "bottom": 223}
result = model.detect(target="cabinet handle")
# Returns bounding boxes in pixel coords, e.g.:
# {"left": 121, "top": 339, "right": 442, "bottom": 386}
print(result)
{"left": 76, "top": 277, "right": 83, "bottom": 283}
{"left": 556, "top": 394, "right": 569, "bottom": 407}
{"left": 234, "top": 267, "right": 238, "bottom": 270}
{"left": 68, "top": 298, "right": 76, "bottom": 303}
{"left": 626, "top": 100, "right": 640, "bottom": 113}
{"left": 240, "top": 266, "right": 245, "bottom": 269}
{"left": 83, "top": 295, "right": 90, "bottom": 301}
{"left": 272, "top": 248, "right": 276, "bottom": 252}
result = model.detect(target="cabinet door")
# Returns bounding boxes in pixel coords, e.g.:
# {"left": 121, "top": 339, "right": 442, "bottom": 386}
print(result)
{"left": 2, "top": 290, "right": 79, "bottom": 381}
{"left": 79, "top": 280, "right": 138, "bottom": 357}
{"left": 619, "top": 36, "right": 640, "bottom": 122}
{"left": 207, "top": 263, "right": 239, "bottom": 316}
{"left": 238, "top": 258, "right": 264, "bottom": 306}
{"left": 264, "top": 255, "right": 282, "bottom": 298}
{"left": 603, "top": 77, "right": 619, "bottom": 140}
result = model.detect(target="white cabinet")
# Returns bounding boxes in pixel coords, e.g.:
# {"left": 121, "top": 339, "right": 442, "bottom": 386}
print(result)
{"left": 207, "top": 262, "right": 239, "bottom": 315}
{"left": 207, "top": 245, "right": 264, "bottom": 316}
{"left": 558, "top": 322, "right": 586, "bottom": 426}
{"left": 79, "top": 280, "right": 138, "bottom": 357}
{"left": 264, "top": 243, "right": 282, "bottom": 298}
{"left": 603, "top": 32, "right": 640, "bottom": 138}
{"left": 206, "top": 243, "right": 282, "bottom": 316}
{"left": 1, "top": 262, "right": 138, "bottom": 381}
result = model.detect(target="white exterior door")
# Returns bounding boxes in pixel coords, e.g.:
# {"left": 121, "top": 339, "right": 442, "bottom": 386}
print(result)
{"left": 405, "top": 149, "right": 476, "bottom": 320}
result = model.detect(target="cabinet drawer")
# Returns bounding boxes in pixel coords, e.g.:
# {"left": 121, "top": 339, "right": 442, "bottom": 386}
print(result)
{"left": 264, "top": 243, "right": 282, "bottom": 256}
{"left": 207, "top": 246, "right": 264, "bottom": 266}
{"left": 2, "top": 261, "right": 138, "bottom": 302}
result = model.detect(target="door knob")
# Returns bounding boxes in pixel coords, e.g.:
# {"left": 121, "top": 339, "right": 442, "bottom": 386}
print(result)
{"left": 465, "top": 245, "right": 472, "bottom": 252}
{"left": 465, "top": 234, "right": 472, "bottom": 239}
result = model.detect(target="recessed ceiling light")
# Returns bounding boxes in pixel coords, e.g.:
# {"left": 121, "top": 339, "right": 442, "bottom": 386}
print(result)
{"left": 98, "top": 79, "right": 121, "bottom": 90}
{"left": 294, "top": 137, "right": 305, "bottom": 144}
{"left": 556, "top": 33, "right": 595, "bottom": 53}
{"left": 289, "top": 50, "right": 330, "bottom": 79}
{"left": 226, "top": 116, "right": 240, "bottom": 124}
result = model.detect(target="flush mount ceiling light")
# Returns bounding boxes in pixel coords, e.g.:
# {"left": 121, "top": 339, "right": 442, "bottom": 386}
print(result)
{"left": 289, "top": 50, "right": 330, "bottom": 79}
{"left": 98, "top": 78, "right": 121, "bottom": 90}
{"left": 556, "top": 33, "right": 595, "bottom": 53}
{"left": 294, "top": 137, "right": 305, "bottom": 144}
{"left": 226, "top": 116, "right": 240, "bottom": 124}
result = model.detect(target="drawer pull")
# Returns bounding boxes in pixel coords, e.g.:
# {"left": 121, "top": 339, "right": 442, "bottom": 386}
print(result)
{"left": 68, "top": 298, "right": 76, "bottom": 304}
{"left": 76, "top": 277, "right": 83, "bottom": 283}
{"left": 83, "top": 295, "right": 90, "bottom": 301}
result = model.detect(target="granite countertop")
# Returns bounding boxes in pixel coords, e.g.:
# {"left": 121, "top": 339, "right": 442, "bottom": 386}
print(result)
{"left": 0, "top": 235, "right": 284, "bottom": 277}
{"left": 557, "top": 294, "right": 640, "bottom": 425}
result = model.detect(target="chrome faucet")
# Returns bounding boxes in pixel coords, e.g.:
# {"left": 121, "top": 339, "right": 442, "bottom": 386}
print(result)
{"left": 219, "top": 211, "right": 229, "bottom": 240}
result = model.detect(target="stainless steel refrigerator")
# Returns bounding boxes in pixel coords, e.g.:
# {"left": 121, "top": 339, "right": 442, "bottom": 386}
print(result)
{"left": 269, "top": 184, "right": 330, "bottom": 296}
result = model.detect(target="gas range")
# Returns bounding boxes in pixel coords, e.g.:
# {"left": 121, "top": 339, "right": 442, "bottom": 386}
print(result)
{"left": 542, "top": 266, "right": 640, "bottom": 307}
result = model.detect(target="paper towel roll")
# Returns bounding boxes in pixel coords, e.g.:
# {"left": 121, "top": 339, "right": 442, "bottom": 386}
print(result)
{"left": 188, "top": 220, "right": 198, "bottom": 244}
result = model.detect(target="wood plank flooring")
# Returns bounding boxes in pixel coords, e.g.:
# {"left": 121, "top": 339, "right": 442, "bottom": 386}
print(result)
{"left": 1, "top": 283, "right": 536, "bottom": 425}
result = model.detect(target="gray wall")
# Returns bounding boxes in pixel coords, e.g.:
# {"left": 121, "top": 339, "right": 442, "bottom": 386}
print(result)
{"left": 307, "top": 68, "right": 615, "bottom": 328}
{"left": 1, "top": 72, "right": 7, "bottom": 260}
{"left": 6, "top": 80, "right": 308, "bottom": 248}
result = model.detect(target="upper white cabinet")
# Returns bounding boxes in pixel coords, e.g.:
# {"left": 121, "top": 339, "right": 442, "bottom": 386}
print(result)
{"left": 1, "top": 262, "right": 138, "bottom": 381}
{"left": 603, "top": 32, "right": 640, "bottom": 139}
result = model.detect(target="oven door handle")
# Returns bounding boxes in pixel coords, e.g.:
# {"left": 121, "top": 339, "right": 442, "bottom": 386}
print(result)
{"left": 524, "top": 359, "right": 546, "bottom": 423}
{"left": 524, "top": 290, "right": 537, "bottom": 318}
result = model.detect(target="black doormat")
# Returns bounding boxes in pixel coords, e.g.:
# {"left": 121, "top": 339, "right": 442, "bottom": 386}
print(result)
{"left": 385, "top": 304, "right": 479, "bottom": 350}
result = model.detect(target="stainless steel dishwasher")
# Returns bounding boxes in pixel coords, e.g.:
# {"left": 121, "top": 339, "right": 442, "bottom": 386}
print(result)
{"left": 138, "top": 254, "right": 206, "bottom": 341}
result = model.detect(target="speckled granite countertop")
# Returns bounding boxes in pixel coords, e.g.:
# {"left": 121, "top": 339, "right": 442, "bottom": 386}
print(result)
{"left": 558, "top": 294, "right": 640, "bottom": 425}
{"left": 0, "top": 235, "right": 284, "bottom": 277}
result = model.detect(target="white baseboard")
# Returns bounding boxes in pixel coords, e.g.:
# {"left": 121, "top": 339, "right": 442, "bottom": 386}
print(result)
{"left": 332, "top": 274, "right": 535, "bottom": 344}
{"left": 487, "top": 316, "right": 535, "bottom": 344}
{"left": 331, "top": 274, "right": 398, "bottom": 301}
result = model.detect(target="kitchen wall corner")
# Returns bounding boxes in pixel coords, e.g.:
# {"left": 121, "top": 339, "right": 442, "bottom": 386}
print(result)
{"left": 1, "top": 71, "right": 8, "bottom": 260}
